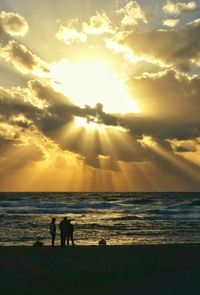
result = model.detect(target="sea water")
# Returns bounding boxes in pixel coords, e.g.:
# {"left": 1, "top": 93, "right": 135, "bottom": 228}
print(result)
{"left": 0, "top": 192, "right": 200, "bottom": 246}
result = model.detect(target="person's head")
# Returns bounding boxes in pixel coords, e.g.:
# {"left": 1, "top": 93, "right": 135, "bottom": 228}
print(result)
{"left": 52, "top": 217, "right": 56, "bottom": 223}
{"left": 64, "top": 217, "right": 67, "bottom": 221}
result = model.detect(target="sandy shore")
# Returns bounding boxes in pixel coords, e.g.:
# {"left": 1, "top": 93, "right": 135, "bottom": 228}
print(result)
{"left": 0, "top": 244, "right": 199, "bottom": 295}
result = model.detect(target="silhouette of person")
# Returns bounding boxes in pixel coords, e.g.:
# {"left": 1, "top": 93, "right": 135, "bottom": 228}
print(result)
{"left": 59, "top": 217, "right": 68, "bottom": 247}
{"left": 49, "top": 217, "right": 56, "bottom": 247}
{"left": 66, "top": 220, "right": 75, "bottom": 246}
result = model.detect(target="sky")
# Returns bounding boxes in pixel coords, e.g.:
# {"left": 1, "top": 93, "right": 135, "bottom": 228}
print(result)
{"left": 0, "top": 0, "right": 200, "bottom": 191}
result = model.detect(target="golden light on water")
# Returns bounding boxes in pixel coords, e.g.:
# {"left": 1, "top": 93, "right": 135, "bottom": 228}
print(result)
{"left": 50, "top": 59, "right": 140, "bottom": 114}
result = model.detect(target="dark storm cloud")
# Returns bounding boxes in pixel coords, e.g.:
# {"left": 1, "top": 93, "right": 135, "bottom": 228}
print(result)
{"left": 124, "top": 19, "right": 200, "bottom": 70}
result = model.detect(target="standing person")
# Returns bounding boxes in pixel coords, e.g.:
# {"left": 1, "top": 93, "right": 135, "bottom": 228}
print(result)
{"left": 59, "top": 217, "right": 68, "bottom": 247}
{"left": 49, "top": 217, "right": 56, "bottom": 247}
{"left": 66, "top": 220, "right": 75, "bottom": 246}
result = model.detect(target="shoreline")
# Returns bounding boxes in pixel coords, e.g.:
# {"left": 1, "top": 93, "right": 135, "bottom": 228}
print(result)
{"left": 1, "top": 242, "right": 199, "bottom": 248}
{"left": 0, "top": 241, "right": 200, "bottom": 247}
{"left": 0, "top": 243, "right": 199, "bottom": 294}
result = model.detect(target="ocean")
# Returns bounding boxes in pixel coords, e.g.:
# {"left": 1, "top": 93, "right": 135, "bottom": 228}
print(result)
{"left": 0, "top": 192, "right": 200, "bottom": 246}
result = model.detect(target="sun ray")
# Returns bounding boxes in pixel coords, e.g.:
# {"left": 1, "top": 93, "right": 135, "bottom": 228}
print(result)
{"left": 140, "top": 136, "right": 200, "bottom": 182}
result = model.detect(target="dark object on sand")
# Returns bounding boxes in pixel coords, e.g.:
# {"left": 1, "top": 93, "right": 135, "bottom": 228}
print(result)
{"left": 99, "top": 239, "right": 106, "bottom": 246}
{"left": 33, "top": 240, "right": 44, "bottom": 247}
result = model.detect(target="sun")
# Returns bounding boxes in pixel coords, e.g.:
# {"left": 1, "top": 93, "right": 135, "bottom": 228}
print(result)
{"left": 50, "top": 59, "right": 140, "bottom": 114}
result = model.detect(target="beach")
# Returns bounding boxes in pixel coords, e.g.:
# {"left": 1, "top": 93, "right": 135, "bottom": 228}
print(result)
{"left": 0, "top": 244, "right": 199, "bottom": 295}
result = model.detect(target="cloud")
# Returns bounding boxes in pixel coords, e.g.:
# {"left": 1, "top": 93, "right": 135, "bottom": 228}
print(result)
{"left": 29, "top": 71, "right": 200, "bottom": 155}
{"left": 0, "top": 40, "right": 50, "bottom": 76}
{"left": 116, "top": 1, "right": 147, "bottom": 27}
{"left": 2, "top": 72, "right": 200, "bottom": 143}
{"left": 104, "top": 31, "right": 142, "bottom": 64}
{"left": 0, "top": 81, "right": 146, "bottom": 167}
{"left": 0, "top": 85, "right": 44, "bottom": 155}
{"left": 126, "top": 70, "right": 200, "bottom": 122}
{"left": 0, "top": 91, "right": 44, "bottom": 172}
{"left": 163, "top": 1, "right": 197, "bottom": 15}
{"left": 0, "top": 82, "right": 79, "bottom": 173}
{"left": 0, "top": 82, "right": 76, "bottom": 164}
{"left": 175, "top": 144, "right": 197, "bottom": 152}
{"left": 82, "top": 11, "right": 115, "bottom": 35}
{"left": 187, "top": 18, "right": 200, "bottom": 26}
{"left": 0, "top": 11, "right": 28, "bottom": 36}
{"left": 0, "top": 117, "right": 49, "bottom": 174}
{"left": 124, "top": 19, "right": 200, "bottom": 69}
{"left": 56, "top": 19, "right": 87, "bottom": 45}
{"left": 0, "top": 80, "right": 105, "bottom": 136}
{"left": 0, "top": 73, "right": 200, "bottom": 178}
{"left": 162, "top": 18, "right": 179, "bottom": 27}
{"left": 56, "top": 12, "right": 114, "bottom": 45}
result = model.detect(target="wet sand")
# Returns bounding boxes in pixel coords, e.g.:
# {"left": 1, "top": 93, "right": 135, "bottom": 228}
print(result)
{"left": 0, "top": 244, "right": 199, "bottom": 295}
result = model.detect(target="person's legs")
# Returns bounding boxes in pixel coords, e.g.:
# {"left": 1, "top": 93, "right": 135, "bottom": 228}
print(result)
{"left": 67, "top": 234, "right": 69, "bottom": 246}
{"left": 61, "top": 233, "right": 65, "bottom": 247}
{"left": 70, "top": 233, "right": 75, "bottom": 246}
{"left": 51, "top": 234, "right": 55, "bottom": 247}
{"left": 63, "top": 234, "right": 66, "bottom": 246}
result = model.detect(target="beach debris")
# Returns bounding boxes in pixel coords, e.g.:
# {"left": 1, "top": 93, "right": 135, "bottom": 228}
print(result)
{"left": 33, "top": 240, "right": 44, "bottom": 247}
{"left": 98, "top": 239, "right": 107, "bottom": 246}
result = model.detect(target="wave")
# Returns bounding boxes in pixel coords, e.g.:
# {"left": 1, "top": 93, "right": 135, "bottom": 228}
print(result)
{"left": 1, "top": 192, "right": 200, "bottom": 221}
